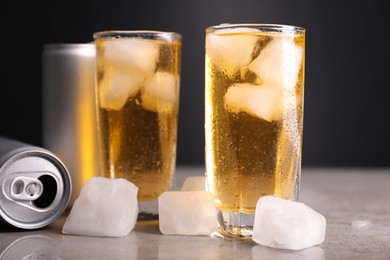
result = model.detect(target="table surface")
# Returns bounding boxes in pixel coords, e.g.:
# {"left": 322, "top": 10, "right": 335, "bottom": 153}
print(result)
{"left": 1, "top": 167, "right": 389, "bottom": 260}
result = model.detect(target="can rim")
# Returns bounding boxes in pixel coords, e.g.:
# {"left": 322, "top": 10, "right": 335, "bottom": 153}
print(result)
{"left": 0, "top": 149, "right": 71, "bottom": 229}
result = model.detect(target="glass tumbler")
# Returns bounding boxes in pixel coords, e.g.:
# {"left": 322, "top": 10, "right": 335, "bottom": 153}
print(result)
{"left": 205, "top": 23, "right": 305, "bottom": 238}
{"left": 94, "top": 30, "right": 182, "bottom": 220}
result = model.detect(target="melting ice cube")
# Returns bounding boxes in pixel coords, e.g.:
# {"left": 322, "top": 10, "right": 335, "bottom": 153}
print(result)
{"left": 104, "top": 38, "right": 159, "bottom": 75}
{"left": 141, "top": 72, "right": 178, "bottom": 112}
{"left": 99, "top": 68, "right": 143, "bottom": 110}
{"left": 248, "top": 37, "right": 303, "bottom": 90}
{"left": 158, "top": 191, "right": 217, "bottom": 235}
{"left": 206, "top": 28, "right": 258, "bottom": 78}
{"left": 62, "top": 177, "right": 139, "bottom": 237}
{"left": 252, "top": 196, "right": 326, "bottom": 251}
{"left": 99, "top": 38, "right": 160, "bottom": 110}
{"left": 180, "top": 176, "right": 207, "bottom": 191}
{"left": 224, "top": 83, "right": 282, "bottom": 122}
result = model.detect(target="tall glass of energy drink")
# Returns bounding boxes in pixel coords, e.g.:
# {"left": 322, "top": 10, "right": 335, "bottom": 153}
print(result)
{"left": 205, "top": 24, "right": 305, "bottom": 238}
{"left": 94, "top": 31, "right": 182, "bottom": 219}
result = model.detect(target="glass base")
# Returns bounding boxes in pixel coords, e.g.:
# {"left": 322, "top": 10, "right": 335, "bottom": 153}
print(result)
{"left": 215, "top": 210, "right": 255, "bottom": 239}
{"left": 137, "top": 200, "right": 159, "bottom": 221}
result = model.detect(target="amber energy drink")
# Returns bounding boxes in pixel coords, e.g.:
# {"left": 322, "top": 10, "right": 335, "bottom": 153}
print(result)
{"left": 205, "top": 24, "right": 305, "bottom": 238}
{"left": 93, "top": 31, "right": 181, "bottom": 219}
{"left": 0, "top": 136, "right": 71, "bottom": 229}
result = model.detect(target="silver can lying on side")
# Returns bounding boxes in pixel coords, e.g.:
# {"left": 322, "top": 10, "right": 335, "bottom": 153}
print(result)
{"left": 0, "top": 136, "right": 71, "bottom": 229}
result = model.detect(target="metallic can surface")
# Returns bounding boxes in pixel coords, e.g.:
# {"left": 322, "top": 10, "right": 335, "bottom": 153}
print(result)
{"left": 0, "top": 136, "right": 71, "bottom": 229}
{"left": 42, "top": 43, "right": 99, "bottom": 207}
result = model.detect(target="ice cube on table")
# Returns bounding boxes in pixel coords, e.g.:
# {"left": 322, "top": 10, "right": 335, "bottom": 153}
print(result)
{"left": 206, "top": 29, "right": 258, "bottom": 78}
{"left": 252, "top": 196, "right": 326, "bottom": 251}
{"left": 180, "top": 176, "right": 207, "bottom": 191}
{"left": 104, "top": 38, "right": 159, "bottom": 76}
{"left": 224, "top": 83, "right": 282, "bottom": 122}
{"left": 99, "top": 68, "right": 143, "bottom": 110}
{"left": 159, "top": 191, "right": 217, "bottom": 235}
{"left": 141, "top": 72, "right": 178, "bottom": 112}
{"left": 248, "top": 37, "right": 303, "bottom": 90}
{"left": 62, "top": 177, "right": 139, "bottom": 237}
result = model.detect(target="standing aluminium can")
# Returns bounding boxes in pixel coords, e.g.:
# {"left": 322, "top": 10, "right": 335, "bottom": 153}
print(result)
{"left": 0, "top": 136, "right": 71, "bottom": 229}
{"left": 42, "top": 43, "right": 99, "bottom": 207}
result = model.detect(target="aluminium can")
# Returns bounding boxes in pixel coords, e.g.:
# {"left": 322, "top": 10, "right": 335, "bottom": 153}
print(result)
{"left": 0, "top": 136, "right": 71, "bottom": 229}
{"left": 42, "top": 43, "right": 100, "bottom": 207}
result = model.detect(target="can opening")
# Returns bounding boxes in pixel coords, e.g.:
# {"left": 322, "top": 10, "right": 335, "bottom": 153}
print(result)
{"left": 33, "top": 175, "right": 57, "bottom": 208}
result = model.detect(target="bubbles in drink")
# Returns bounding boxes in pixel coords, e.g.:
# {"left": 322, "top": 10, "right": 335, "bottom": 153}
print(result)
{"left": 95, "top": 35, "right": 181, "bottom": 201}
{"left": 205, "top": 28, "right": 305, "bottom": 214}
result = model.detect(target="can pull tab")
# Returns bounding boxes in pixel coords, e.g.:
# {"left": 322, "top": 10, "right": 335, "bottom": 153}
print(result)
{"left": 10, "top": 177, "right": 43, "bottom": 201}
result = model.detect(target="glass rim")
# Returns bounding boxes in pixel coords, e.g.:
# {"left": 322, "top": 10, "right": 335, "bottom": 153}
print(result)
{"left": 93, "top": 30, "right": 182, "bottom": 42}
{"left": 206, "top": 23, "right": 305, "bottom": 34}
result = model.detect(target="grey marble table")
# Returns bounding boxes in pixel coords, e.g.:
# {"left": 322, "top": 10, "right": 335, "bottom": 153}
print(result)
{"left": 1, "top": 167, "right": 389, "bottom": 259}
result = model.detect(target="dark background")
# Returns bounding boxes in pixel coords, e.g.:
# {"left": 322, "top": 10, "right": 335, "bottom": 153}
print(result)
{"left": 3, "top": 0, "right": 389, "bottom": 167}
